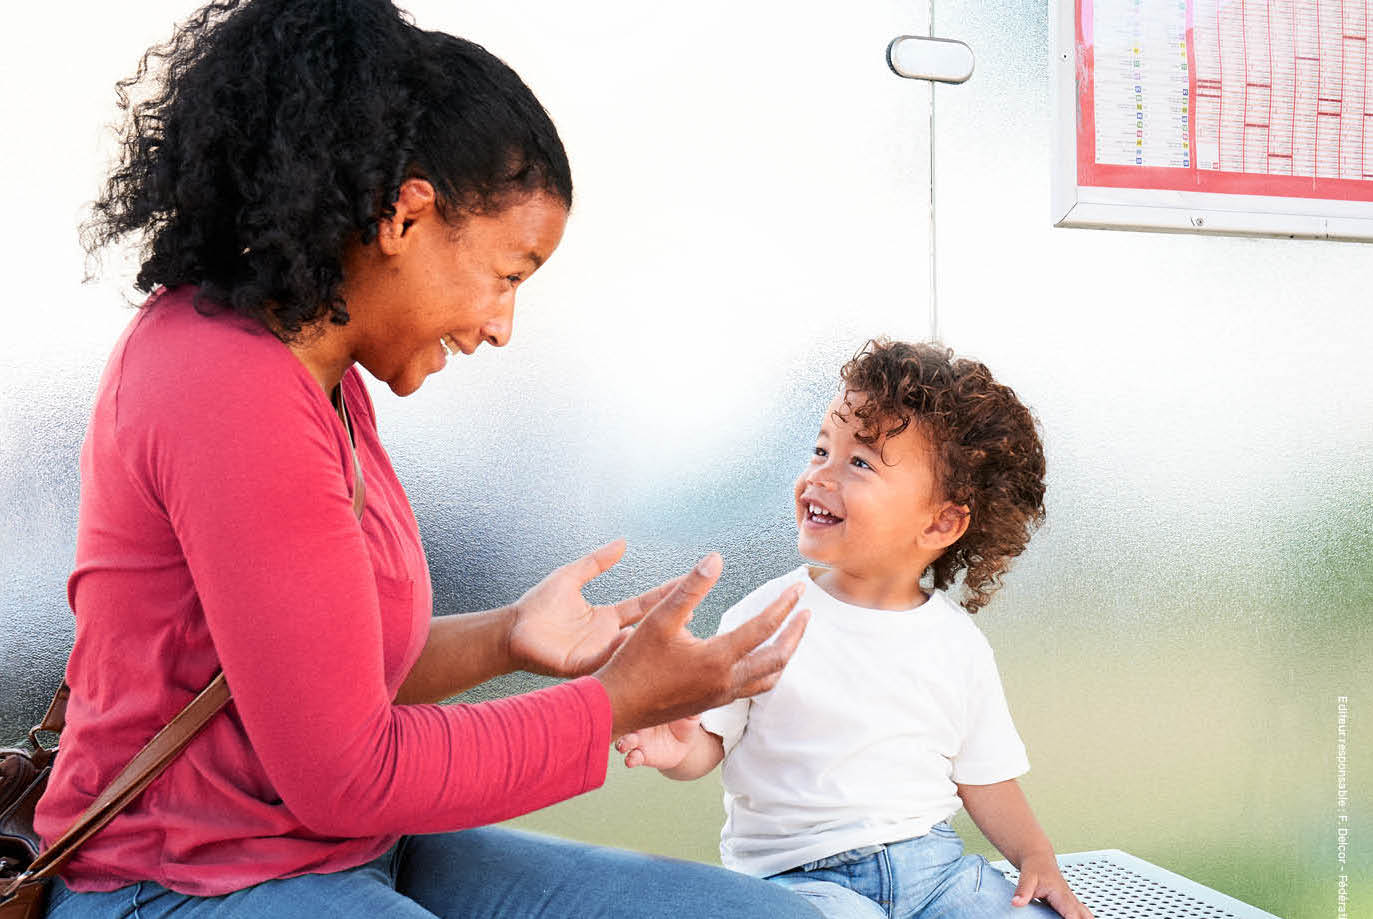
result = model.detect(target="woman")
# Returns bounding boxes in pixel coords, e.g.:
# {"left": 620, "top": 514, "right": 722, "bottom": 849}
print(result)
{"left": 36, "top": 1, "right": 818, "bottom": 916}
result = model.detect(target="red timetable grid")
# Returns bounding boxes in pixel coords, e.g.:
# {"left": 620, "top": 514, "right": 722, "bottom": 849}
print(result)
{"left": 1078, "top": 0, "right": 1373, "bottom": 201}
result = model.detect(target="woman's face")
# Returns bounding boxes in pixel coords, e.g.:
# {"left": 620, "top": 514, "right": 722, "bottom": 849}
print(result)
{"left": 348, "top": 185, "right": 568, "bottom": 396}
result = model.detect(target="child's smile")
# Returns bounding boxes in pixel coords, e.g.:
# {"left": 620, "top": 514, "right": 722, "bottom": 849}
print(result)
{"left": 793, "top": 390, "right": 967, "bottom": 610}
{"left": 801, "top": 495, "right": 844, "bottom": 528}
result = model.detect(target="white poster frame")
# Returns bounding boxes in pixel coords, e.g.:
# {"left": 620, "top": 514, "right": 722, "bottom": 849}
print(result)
{"left": 1051, "top": 0, "right": 1373, "bottom": 241}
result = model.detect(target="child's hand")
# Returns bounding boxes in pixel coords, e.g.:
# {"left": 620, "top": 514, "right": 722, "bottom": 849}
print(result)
{"left": 615, "top": 716, "right": 704, "bottom": 770}
{"left": 1012, "top": 853, "right": 1094, "bottom": 919}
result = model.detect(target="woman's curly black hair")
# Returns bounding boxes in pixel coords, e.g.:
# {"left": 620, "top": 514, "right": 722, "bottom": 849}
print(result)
{"left": 84, "top": 0, "right": 572, "bottom": 339}
{"left": 837, "top": 339, "right": 1047, "bottom": 614}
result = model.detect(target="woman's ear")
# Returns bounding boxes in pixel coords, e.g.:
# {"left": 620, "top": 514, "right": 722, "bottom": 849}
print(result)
{"left": 376, "top": 178, "right": 437, "bottom": 255}
{"left": 921, "top": 502, "right": 971, "bottom": 551}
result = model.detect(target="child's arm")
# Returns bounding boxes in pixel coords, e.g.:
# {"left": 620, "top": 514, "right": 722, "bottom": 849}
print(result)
{"left": 615, "top": 716, "right": 725, "bottom": 780}
{"left": 956, "top": 779, "right": 1094, "bottom": 919}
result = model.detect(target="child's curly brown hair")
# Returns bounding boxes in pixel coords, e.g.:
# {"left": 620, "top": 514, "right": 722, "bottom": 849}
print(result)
{"left": 837, "top": 339, "right": 1046, "bottom": 614}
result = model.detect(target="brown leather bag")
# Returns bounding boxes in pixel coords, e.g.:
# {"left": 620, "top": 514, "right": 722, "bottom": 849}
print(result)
{"left": 0, "top": 687, "right": 67, "bottom": 917}
{"left": 0, "top": 675, "right": 230, "bottom": 918}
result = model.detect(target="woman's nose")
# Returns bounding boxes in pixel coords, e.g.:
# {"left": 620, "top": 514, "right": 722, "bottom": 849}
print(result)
{"left": 483, "top": 323, "right": 511, "bottom": 347}
{"left": 482, "top": 306, "right": 513, "bottom": 348}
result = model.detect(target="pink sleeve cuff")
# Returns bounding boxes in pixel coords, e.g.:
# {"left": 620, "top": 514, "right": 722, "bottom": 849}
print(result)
{"left": 568, "top": 676, "right": 612, "bottom": 793}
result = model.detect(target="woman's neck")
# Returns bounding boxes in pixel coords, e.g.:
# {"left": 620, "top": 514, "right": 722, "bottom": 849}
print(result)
{"left": 286, "top": 325, "right": 354, "bottom": 395}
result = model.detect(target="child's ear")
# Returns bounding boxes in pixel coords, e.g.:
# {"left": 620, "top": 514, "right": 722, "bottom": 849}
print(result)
{"left": 920, "top": 502, "right": 970, "bottom": 551}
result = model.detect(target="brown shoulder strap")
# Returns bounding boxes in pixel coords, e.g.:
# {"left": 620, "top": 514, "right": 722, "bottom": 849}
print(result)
{"left": 20, "top": 683, "right": 71, "bottom": 771}
{"left": 2, "top": 674, "right": 231, "bottom": 896}
{"left": 332, "top": 384, "right": 366, "bottom": 520}
{"left": 29, "top": 684, "right": 70, "bottom": 748}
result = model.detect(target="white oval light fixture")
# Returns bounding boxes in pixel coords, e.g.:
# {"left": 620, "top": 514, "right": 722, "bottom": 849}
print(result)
{"left": 886, "top": 35, "right": 975, "bottom": 84}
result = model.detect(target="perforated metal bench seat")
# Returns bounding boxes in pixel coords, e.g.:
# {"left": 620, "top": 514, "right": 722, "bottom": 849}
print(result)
{"left": 989, "top": 850, "right": 1282, "bottom": 919}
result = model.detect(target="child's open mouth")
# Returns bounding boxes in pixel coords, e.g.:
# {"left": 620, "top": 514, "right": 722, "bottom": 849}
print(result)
{"left": 805, "top": 503, "right": 844, "bottom": 526}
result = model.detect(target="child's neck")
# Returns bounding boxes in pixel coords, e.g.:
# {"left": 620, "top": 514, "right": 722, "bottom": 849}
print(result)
{"left": 810, "top": 566, "right": 930, "bottom": 611}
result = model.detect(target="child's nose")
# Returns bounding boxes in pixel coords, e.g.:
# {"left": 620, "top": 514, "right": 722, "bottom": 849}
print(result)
{"left": 807, "top": 467, "right": 837, "bottom": 489}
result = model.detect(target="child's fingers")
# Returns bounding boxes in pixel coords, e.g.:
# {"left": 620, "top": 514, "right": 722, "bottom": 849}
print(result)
{"left": 1044, "top": 887, "right": 1092, "bottom": 919}
{"left": 614, "top": 733, "right": 648, "bottom": 767}
{"left": 1011, "top": 872, "right": 1036, "bottom": 906}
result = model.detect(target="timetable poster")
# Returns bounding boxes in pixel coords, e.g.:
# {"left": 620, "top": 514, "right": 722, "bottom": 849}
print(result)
{"left": 1080, "top": 0, "right": 1373, "bottom": 201}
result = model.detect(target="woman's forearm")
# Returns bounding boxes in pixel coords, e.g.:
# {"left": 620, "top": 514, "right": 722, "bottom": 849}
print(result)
{"left": 394, "top": 607, "right": 518, "bottom": 703}
{"left": 955, "top": 779, "right": 1055, "bottom": 868}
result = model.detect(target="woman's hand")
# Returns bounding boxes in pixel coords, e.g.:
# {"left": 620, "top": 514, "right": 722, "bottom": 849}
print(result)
{"left": 507, "top": 539, "right": 678, "bottom": 679}
{"left": 594, "top": 553, "right": 809, "bottom": 738}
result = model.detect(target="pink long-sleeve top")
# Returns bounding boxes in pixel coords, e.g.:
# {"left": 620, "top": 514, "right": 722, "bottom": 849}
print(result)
{"left": 34, "top": 287, "right": 612, "bottom": 895}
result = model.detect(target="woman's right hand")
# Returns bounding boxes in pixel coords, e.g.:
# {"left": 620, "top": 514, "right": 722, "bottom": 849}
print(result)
{"left": 593, "top": 553, "right": 808, "bottom": 737}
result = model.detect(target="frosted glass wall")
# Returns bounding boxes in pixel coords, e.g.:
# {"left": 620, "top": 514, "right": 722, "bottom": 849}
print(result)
{"left": 921, "top": 1, "right": 1372, "bottom": 916}
{"left": 2, "top": 3, "right": 1368, "bottom": 918}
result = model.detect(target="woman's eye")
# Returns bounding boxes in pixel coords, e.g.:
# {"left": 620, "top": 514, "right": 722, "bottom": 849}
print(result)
{"left": 812, "top": 446, "right": 827, "bottom": 459}
{"left": 505, "top": 274, "right": 523, "bottom": 285}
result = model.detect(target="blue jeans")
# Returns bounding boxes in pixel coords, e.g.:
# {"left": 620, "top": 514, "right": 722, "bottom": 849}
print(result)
{"left": 44, "top": 827, "right": 823, "bottom": 918}
{"left": 766, "top": 822, "right": 1060, "bottom": 919}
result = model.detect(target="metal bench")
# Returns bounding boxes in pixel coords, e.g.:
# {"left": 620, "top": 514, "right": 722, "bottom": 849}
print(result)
{"left": 989, "top": 850, "right": 1282, "bottom": 919}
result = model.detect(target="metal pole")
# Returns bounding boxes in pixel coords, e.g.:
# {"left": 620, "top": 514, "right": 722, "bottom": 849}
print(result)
{"left": 928, "top": 0, "right": 940, "bottom": 343}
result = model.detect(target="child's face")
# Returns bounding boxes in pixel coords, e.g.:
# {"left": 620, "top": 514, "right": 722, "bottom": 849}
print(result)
{"left": 793, "top": 391, "right": 951, "bottom": 581}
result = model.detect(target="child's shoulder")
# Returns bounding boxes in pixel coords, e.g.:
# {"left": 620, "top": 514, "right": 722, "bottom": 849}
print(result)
{"left": 922, "top": 590, "right": 998, "bottom": 655}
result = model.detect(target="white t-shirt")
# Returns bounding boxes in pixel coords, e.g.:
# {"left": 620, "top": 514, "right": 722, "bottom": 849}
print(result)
{"left": 700, "top": 566, "right": 1029, "bottom": 878}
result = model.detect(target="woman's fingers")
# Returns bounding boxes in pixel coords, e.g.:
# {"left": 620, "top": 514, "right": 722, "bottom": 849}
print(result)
{"left": 604, "top": 626, "right": 633, "bottom": 658}
{"left": 611, "top": 575, "right": 685, "bottom": 628}
{"left": 716, "top": 583, "right": 804, "bottom": 657}
{"left": 638, "top": 553, "right": 723, "bottom": 636}
{"left": 562, "top": 538, "right": 628, "bottom": 586}
{"left": 595, "top": 555, "right": 817, "bottom": 736}
{"left": 730, "top": 608, "right": 810, "bottom": 698}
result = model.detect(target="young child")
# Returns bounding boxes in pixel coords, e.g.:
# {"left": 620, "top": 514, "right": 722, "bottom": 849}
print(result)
{"left": 616, "top": 340, "right": 1092, "bottom": 919}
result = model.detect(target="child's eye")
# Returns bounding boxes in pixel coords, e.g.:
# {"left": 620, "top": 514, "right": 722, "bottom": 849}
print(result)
{"left": 850, "top": 456, "right": 871, "bottom": 470}
{"left": 505, "top": 274, "right": 523, "bottom": 285}
{"left": 813, "top": 446, "right": 827, "bottom": 459}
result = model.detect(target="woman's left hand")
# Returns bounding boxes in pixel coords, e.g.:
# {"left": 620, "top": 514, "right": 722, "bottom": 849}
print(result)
{"left": 507, "top": 539, "right": 679, "bottom": 678}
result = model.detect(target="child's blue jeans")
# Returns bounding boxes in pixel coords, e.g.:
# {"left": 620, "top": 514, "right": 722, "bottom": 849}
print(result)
{"left": 43, "top": 826, "right": 823, "bottom": 918}
{"left": 766, "top": 822, "right": 1061, "bottom": 919}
